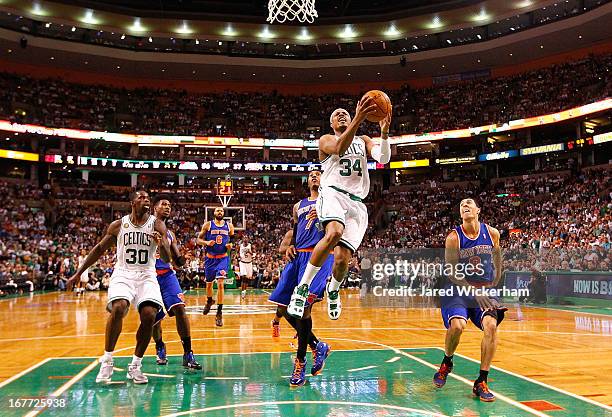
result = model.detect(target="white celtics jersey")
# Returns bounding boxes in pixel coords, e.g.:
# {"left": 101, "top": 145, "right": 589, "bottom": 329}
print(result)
{"left": 239, "top": 243, "right": 252, "bottom": 263}
{"left": 115, "top": 214, "right": 158, "bottom": 272}
{"left": 321, "top": 135, "right": 370, "bottom": 199}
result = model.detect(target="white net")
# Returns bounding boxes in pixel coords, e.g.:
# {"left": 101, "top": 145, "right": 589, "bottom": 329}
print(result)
{"left": 267, "top": 0, "right": 318, "bottom": 24}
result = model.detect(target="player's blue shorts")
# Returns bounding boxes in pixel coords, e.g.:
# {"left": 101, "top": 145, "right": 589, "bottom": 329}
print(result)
{"left": 154, "top": 269, "right": 185, "bottom": 324}
{"left": 440, "top": 284, "right": 506, "bottom": 330}
{"left": 204, "top": 256, "right": 229, "bottom": 282}
{"left": 268, "top": 250, "right": 334, "bottom": 307}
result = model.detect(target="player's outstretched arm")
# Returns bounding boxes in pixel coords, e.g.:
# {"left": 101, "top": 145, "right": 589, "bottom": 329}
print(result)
{"left": 67, "top": 220, "right": 120, "bottom": 290}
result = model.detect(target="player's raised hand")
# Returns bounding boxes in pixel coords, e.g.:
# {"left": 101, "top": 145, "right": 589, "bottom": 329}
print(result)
{"left": 285, "top": 244, "right": 297, "bottom": 261}
{"left": 354, "top": 96, "right": 378, "bottom": 123}
{"left": 379, "top": 110, "right": 392, "bottom": 135}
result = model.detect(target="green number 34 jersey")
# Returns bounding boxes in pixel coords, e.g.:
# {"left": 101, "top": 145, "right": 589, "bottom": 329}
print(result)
{"left": 320, "top": 136, "right": 370, "bottom": 200}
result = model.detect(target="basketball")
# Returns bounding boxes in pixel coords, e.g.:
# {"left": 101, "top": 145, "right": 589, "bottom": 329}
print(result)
{"left": 362, "top": 90, "right": 391, "bottom": 122}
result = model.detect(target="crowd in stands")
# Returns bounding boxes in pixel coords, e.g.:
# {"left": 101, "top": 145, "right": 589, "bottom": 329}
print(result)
{"left": 0, "top": 50, "right": 609, "bottom": 303}
{"left": 0, "top": 164, "right": 609, "bottom": 297}
{"left": 1, "top": 54, "right": 610, "bottom": 138}
{"left": 367, "top": 168, "right": 611, "bottom": 272}
{"left": 402, "top": 54, "right": 611, "bottom": 133}
{"left": 52, "top": 181, "right": 312, "bottom": 204}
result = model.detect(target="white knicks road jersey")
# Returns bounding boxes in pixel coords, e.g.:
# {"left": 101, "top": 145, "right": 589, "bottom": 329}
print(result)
{"left": 115, "top": 214, "right": 158, "bottom": 272}
{"left": 239, "top": 243, "right": 253, "bottom": 263}
{"left": 320, "top": 135, "right": 370, "bottom": 200}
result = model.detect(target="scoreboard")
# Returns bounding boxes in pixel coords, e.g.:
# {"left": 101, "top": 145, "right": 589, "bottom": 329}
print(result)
{"left": 217, "top": 179, "right": 234, "bottom": 196}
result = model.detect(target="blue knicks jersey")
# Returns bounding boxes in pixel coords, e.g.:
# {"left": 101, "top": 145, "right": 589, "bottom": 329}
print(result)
{"left": 454, "top": 223, "right": 494, "bottom": 285}
{"left": 155, "top": 231, "right": 174, "bottom": 272}
{"left": 205, "top": 220, "right": 230, "bottom": 257}
{"left": 295, "top": 198, "right": 324, "bottom": 250}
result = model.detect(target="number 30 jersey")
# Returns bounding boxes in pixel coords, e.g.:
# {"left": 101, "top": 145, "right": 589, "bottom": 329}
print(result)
{"left": 115, "top": 214, "right": 158, "bottom": 272}
{"left": 320, "top": 135, "right": 370, "bottom": 200}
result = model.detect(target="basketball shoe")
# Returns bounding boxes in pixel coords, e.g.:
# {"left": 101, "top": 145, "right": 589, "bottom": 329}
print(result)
{"left": 290, "top": 358, "right": 306, "bottom": 387}
{"left": 311, "top": 341, "right": 331, "bottom": 376}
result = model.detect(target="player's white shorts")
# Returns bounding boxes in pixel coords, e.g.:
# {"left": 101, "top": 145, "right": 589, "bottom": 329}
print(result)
{"left": 107, "top": 268, "right": 163, "bottom": 315}
{"left": 239, "top": 262, "right": 253, "bottom": 278}
{"left": 80, "top": 270, "right": 89, "bottom": 283}
{"left": 316, "top": 185, "right": 368, "bottom": 253}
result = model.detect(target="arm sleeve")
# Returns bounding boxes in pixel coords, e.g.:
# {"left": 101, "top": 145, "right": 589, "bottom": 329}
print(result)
{"left": 371, "top": 139, "right": 391, "bottom": 164}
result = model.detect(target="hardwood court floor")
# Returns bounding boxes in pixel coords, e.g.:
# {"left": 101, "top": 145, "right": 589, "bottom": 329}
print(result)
{"left": 0, "top": 289, "right": 611, "bottom": 416}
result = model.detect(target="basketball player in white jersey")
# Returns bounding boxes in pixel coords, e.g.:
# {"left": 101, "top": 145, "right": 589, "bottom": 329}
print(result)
{"left": 238, "top": 236, "right": 254, "bottom": 300}
{"left": 67, "top": 190, "right": 172, "bottom": 384}
{"left": 287, "top": 96, "right": 391, "bottom": 320}
{"left": 75, "top": 249, "right": 89, "bottom": 295}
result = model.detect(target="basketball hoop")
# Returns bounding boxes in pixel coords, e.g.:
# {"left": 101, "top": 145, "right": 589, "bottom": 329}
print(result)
{"left": 267, "top": 0, "right": 318, "bottom": 24}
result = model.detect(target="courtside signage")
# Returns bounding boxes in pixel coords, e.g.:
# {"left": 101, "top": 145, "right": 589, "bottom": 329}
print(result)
{"left": 519, "top": 143, "right": 564, "bottom": 156}
{"left": 478, "top": 150, "right": 519, "bottom": 161}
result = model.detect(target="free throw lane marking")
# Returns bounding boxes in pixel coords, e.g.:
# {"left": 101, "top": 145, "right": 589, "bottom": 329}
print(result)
{"left": 347, "top": 365, "right": 378, "bottom": 372}
{"left": 162, "top": 400, "right": 451, "bottom": 417}
{"left": 24, "top": 359, "right": 98, "bottom": 417}
{"left": 0, "top": 358, "right": 52, "bottom": 388}
{"left": 447, "top": 349, "right": 612, "bottom": 412}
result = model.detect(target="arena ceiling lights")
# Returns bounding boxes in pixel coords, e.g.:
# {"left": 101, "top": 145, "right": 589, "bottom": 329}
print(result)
{"left": 258, "top": 26, "right": 276, "bottom": 40}
{"left": 128, "top": 17, "right": 146, "bottom": 33}
{"left": 471, "top": 8, "right": 490, "bottom": 22}
{"left": 427, "top": 15, "right": 444, "bottom": 29}
{"left": 338, "top": 25, "right": 357, "bottom": 39}
{"left": 383, "top": 23, "right": 401, "bottom": 38}
{"left": 296, "top": 27, "right": 312, "bottom": 41}
{"left": 175, "top": 20, "right": 194, "bottom": 35}
{"left": 0, "top": 0, "right": 566, "bottom": 45}
{"left": 222, "top": 25, "right": 238, "bottom": 37}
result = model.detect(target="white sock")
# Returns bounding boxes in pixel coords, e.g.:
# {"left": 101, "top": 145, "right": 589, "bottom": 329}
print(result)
{"left": 328, "top": 275, "right": 343, "bottom": 292}
{"left": 101, "top": 351, "right": 113, "bottom": 362}
{"left": 131, "top": 355, "right": 142, "bottom": 366}
{"left": 298, "top": 263, "right": 321, "bottom": 287}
